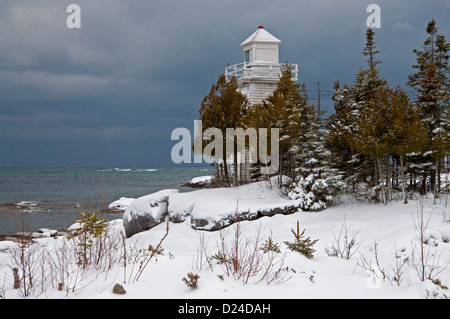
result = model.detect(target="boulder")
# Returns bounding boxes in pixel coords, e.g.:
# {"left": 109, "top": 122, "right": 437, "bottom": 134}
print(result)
{"left": 122, "top": 176, "right": 300, "bottom": 237}
{"left": 180, "top": 175, "right": 214, "bottom": 188}
{"left": 123, "top": 189, "right": 179, "bottom": 237}
{"left": 112, "top": 283, "right": 126, "bottom": 294}
{"left": 169, "top": 175, "right": 298, "bottom": 231}
{"left": 108, "top": 197, "right": 135, "bottom": 211}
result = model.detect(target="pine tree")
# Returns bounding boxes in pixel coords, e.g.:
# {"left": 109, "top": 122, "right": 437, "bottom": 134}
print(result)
{"left": 289, "top": 100, "right": 345, "bottom": 210}
{"left": 197, "top": 74, "right": 248, "bottom": 186}
{"left": 358, "top": 27, "right": 385, "bottom": 104}
{"left": 247, "top": 63, "right": 308, "bottom": 182}
{"left": 347, "top": 84, "right": 391, "bottom": 203}
{"left": 327, "top": 27, "right": 386, "bottom": 196}
{"left": 383, "top": 86, "right": 428, "bottom": 203}
{"left": 407, "top": 19, "right": 449, "bottom": 195}
{"left": 284, "top": 221, "right": 318, "bottom": 259}
{"left": 327, "top": 82, "right": 363, "bottom": 186}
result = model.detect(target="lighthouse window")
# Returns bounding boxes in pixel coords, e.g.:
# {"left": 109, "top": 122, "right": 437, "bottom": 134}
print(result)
{"left": 245, "top": 50, "right": 251, "bottom": 63}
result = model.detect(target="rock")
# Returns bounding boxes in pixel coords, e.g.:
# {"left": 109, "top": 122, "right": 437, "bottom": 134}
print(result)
{"left": 112, "top": 283, "right": 126, "bottom": 294}
{"left": 123, "top": 176, "right": 300, "bottom": 237}
{"left": 180, "top": 175, "right": 214, "bottom": 188}
{"left": 108, "top": 197, "right": 135, "bottom": 211}
{"left": 33, "top": 228, "right": 58, "bottom": 238}
{"left": 169, "top": 175, "right": 298, "bottom": 231}
{"left": 189, "top": 203, "right": 299, "bottom": 231}
{"left": 123, "top": 189, "right": 179, "bottom": 238}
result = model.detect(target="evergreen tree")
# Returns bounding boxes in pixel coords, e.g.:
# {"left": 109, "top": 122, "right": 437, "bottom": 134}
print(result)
{"left": 247, "top": 63, "right": 308, "bottom": 183}
{"left": 407, "top": 19, "right": 449, "bottom": 195}
{"left": 358, "top": 27, "right": 386, "bottom": 104}
{"left": 197, "top": 74, "right": 248, "bottom": 186}
{"left": 347, "top": 83, "right": 391, "bottom": 203}
{"left": 327, "top": 27, "right": 386, "bottom": 195}
{"left": 381, "top": 86, "right": 428, "bottom": 203}
{"left": 327, "top": 82, "right": 363, "bottom": 186}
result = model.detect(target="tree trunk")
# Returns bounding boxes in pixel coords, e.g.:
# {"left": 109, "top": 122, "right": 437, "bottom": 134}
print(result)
{"left": 387, "top": 155, "right": 392, "bottom": 202}
{"left": 445, "top": 154, "right": 448, "bottom": 207}
{"left": 374, "top": 155, "right": 378, "bottom": 186}
{"left": 279, "top": 149, "right": 283, "bottom": 188}
{"left": 233, "top": 141, "right": 238, "bottom": 186}
{"left": 400, "top": 153, "right": 408, "bottom": 204}
{"left": 376, "top": 154, "right": 386, "bottom": 205}
{"left": 434, "top": 157, "right": 439, "bottom": 204}
{"left": 222, "top": 149, "right": 230, "bottom": 187}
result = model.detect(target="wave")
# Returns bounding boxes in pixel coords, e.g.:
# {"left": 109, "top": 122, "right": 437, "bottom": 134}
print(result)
{"left": 0, "top": 201, "right": 41, "bottom": 213}
{"left": 16, "top": 201, "right": 38, "bottom": 207}
{"left": 96, "top": 168, "right": 159, "bottom": 173}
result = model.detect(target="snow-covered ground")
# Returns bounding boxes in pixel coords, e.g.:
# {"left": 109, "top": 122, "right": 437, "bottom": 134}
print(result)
{"left": 0, "top": 188, "right": 449, "bottom": 299}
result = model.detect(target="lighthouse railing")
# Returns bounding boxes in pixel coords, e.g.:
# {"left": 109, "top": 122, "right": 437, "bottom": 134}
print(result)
{"left": 225, "top": 62, "right": 298, "bottom": 82}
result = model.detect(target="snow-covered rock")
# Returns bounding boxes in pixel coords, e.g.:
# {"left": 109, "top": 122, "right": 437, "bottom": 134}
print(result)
{"left": 169, "top": 177, "right": 297, "bottom": 231}
{"left": 123, "top": 176, "right": 299, "bottom": 237}
{"left": 108, "top": 197, "right": 136, "bottom": 211}
{"left": 180, "top": 175, "right": 214, "bottom": 188}
{"left": 123, "top": 189, "right": 179, "bottom": 237}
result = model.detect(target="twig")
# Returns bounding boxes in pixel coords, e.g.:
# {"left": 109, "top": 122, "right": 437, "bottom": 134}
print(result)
{"left": 133, "top": 221, "right": 169, "bottom": 283}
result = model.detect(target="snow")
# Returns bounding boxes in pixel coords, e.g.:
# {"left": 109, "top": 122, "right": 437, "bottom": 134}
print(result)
{"left": 169, "top": 176, "right": 296, "bottom": 230}
{"left": 123, "top": 189, "right": 179, "bottom": 224}
{"left": 188, "top": 175, "right": 214, "bottom": 185}
{"left": 108, "top": 197, "right": 135, "bottom": 211}
{"left": 241, "top": 27, "right": 282, "bottom": 46}
{"left": 1, "top": 187, "right": 450, "bottom": 299}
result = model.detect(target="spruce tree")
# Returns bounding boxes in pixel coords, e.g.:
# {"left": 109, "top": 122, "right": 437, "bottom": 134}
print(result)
{"left": 289, "top": 103, "right": 345, "bottom": 210}
{"left": 327, "top": 27, "right": 386, "bottom": 195}
{"left": 197, "top": 74, "right": 248, "bottom": 186}
{"left": 247, "top": 63, "right": 308, "bottom": 183}
{"left": 383, "top": 86, "right": 428, "bottom": 203}
{"left": 407, "top": 19, "right": 449, "bottom": 195}
{"left": 327, "top": 82, "right": 363, "bottom": 186}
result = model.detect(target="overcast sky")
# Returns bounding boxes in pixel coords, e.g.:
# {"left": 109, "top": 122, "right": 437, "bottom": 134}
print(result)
{"left": 0, "top": 0, "right": 449, "bottom": 168}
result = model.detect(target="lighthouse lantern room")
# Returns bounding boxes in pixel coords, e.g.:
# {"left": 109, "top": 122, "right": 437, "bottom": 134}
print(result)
{"left": 225, "top": 26, "right": 298, "bottom": 105}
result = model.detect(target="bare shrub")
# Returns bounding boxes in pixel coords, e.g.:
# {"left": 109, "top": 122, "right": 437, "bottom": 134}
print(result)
{"left": 8, "top": 208, "right": 40, "bottom": 297}
{"left": 195, "top": 221, "right": 290, "bottom": 285}
{"left": 390, "top": 244, "right": 410, "bottom": 286}
{"left": 355, "top": 240, "right": 388, "bottom": 284}
{"left": 131, "top": 221, "right": 169, "bottom": 283}
{"left": 8, "top": 243, "right": 37, "bottom": 297}
{"left": 411, "top": 200, "right": 448, "bottom": 281}
{"left": 325, "top": 217, "right": 363, "bottom": 259}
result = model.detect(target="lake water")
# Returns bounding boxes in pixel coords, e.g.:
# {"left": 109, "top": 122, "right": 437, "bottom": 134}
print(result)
{"left": 0, "top": 166, "right": 214, "bottom": 235}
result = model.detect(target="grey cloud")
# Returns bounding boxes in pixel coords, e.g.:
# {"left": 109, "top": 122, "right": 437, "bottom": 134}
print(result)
{"left": 0, "top": 0, "right": 448, "bottom": 167}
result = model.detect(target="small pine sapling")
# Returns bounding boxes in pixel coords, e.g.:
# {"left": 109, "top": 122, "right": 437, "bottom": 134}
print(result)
{"left": 261, "top": 235, "right": 281, "bottom": 254}
{"left": 284, "top": 221, "right": 318, "bottom": 259}
{"left": 67, "top": 211, "right": 108, "bottom": 268}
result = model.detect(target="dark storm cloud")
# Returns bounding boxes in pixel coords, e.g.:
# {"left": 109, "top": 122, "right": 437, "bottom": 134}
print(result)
{"left": 0, "top": 0, "right": 449, "bottom": 167}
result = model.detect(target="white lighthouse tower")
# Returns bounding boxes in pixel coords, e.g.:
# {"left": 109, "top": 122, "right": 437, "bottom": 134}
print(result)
{"left": 225, "top": 26, "right": 298, "bottom": 105}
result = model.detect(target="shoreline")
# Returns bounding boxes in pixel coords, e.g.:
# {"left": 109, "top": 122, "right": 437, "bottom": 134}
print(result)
{"left": 0, "top": 174, "right": 214, "bottom": 238}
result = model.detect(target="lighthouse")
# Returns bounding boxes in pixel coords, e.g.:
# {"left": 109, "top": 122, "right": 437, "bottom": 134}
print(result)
{"left": 225, "top": 26, "right": 298, "bottom": 105}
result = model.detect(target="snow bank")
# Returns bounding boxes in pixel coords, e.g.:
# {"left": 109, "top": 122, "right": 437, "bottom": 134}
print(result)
{"left": 2, "top": 194, "right": 450, "bottom": 299}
